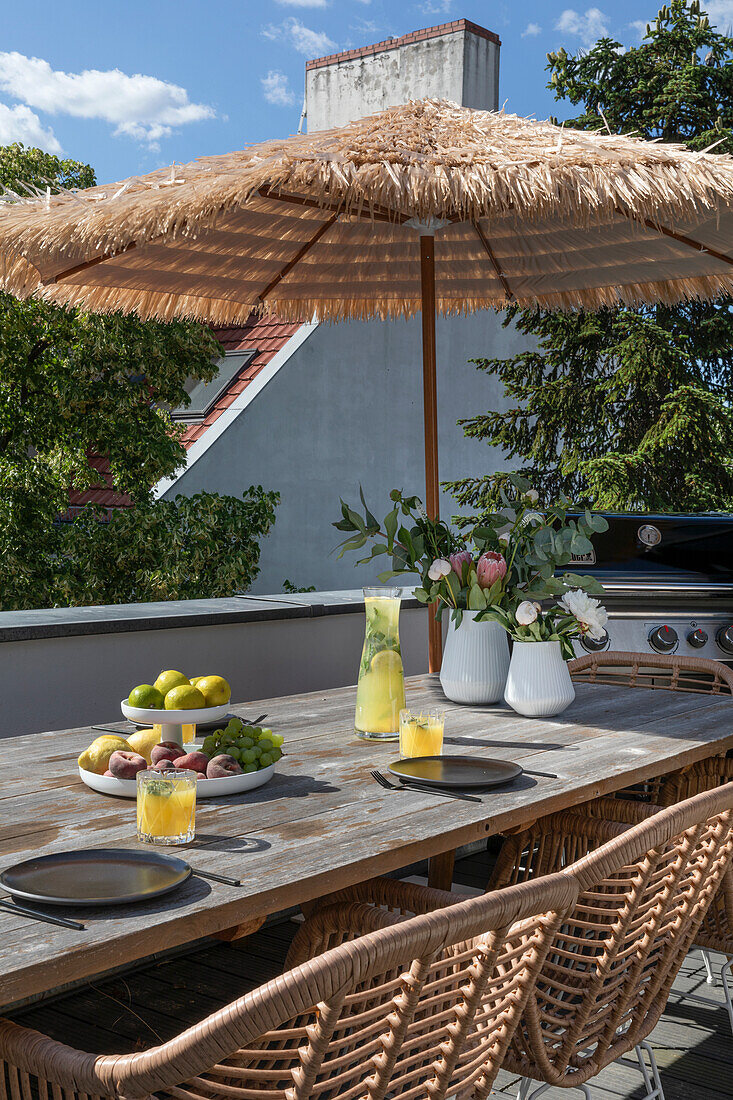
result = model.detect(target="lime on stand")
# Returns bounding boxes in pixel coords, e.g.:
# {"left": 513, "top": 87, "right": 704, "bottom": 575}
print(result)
{"left": 164, "top": 684, "right": 206, "bottom": 710}
{"left": 128, "top": 684, "right": 164, "bottom": 709}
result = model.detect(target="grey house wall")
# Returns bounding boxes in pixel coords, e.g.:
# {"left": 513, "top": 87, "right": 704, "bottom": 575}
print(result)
{"left": 163, "top": 311, "right": 528, "bottom": 594}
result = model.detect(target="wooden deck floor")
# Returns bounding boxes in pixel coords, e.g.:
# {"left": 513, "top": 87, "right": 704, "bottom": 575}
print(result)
{"left": 9, "top": 844, "right": 733, "bottom": 1098}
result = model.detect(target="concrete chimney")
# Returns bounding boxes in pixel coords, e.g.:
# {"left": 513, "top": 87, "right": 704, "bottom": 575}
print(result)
{"left": 304, "top": 19, "right": 501, "bottom": 132}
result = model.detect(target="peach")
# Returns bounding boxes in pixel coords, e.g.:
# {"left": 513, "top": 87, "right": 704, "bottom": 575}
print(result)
{"left": 174, "top": 751, "right": 209, "bottom": 775}
{"left": 206, "top": 753, "right": 242, "bottom": 779}
{"left": 152, "top": 759, "right": 177, "bottom": 772}
{"left": 108, "top": 750, "right": 147, "bottom": 779}
{"left": 151, "top": 742, "right": 185, "bottom": 765}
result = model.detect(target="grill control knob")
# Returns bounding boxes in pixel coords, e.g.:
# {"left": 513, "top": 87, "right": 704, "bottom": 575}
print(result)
{"left": 717, "top": 626, "right": 733, "bottom": 655}
{"left": 580, "top": 631, "right": 609, "bottom": 652}
{"left": 649, "top": 625, "right": 678, "bottom": 653}
{"left": 687, "top": 629, "right": 708, "bottom": 649}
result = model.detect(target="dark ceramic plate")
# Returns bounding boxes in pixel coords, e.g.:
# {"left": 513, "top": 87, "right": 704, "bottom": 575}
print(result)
{"left": 0, "top": 849, "right": 192, "bottom": 907}
{"left": 389, "top": 755, "right": 522, "bottom": 790}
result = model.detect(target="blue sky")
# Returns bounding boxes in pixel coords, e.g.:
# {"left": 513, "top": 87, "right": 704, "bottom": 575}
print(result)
{"left": 2, "top": 0, "right": 733, "bottom": 185}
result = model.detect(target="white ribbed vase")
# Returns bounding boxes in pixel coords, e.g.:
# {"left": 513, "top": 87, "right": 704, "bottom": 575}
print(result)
{"left": 439, "top": 612, "right": 510, "bottom": 705}
{"left": 503, "top": 640, "right": 575, "bottom": 718}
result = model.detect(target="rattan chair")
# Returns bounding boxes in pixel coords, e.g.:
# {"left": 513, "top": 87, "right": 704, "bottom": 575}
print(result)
{"left": 0, "top": 871, "right": 576, "bottom": 1100}
{"left": 297, "top": 786, "right": 733, "bottom": 1100}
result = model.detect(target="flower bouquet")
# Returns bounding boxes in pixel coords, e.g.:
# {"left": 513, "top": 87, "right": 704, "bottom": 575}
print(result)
{"left": 334, "top": 475, "right": 609, "bottom": 705}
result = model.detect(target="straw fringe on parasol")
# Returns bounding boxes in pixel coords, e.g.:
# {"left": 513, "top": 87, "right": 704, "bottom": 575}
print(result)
{"left": 5, "top": 98, "right": 733, "bottom": 668}
{"left": 3, "top": 100, "right": 733, "bottom": 324}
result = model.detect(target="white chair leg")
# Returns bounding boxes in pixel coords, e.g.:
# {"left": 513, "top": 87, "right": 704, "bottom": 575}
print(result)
{"left": 701, "top": 948, "right": 717, "bottom": 985}
{"left": 634, "top": 1041, "right": 665, "bottom": 1100}
{"left": 720, "top": 957, "right": 733, "bottom": 1037}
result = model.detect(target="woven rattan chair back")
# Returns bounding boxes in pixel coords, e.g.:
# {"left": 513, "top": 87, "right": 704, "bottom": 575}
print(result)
{"left": 0, "top": 872, "right": 576, "bottom": 1100}
{"left": 506, "top": 784, "right": 733, "bottom": 1086}
{"left": 569, "top": 650, "right": 733, "bottom": 695}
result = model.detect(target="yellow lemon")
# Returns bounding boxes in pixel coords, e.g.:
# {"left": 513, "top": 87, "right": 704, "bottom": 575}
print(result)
{"left": 371, "top": 649, "right": 403, "bottom": 676}
{"left": 195, "top": 675, "right": 231, "bottom": 707}
{"left": 78, "top": 735, "right": 130, "bottom": 775}
{"left": 127, "top": 727, "right": 162, "bottom": 764}
{"left": 164, "top": 684, "right": 206, "bottom": 710}
{"left": 190, "top": 676, "right": 205, "bottom": 688}
{"left": 128, "top": 684, "right": 164, "bottom": 709}
{"left": 154, "top": 670, "right": 189, "bottom": 696}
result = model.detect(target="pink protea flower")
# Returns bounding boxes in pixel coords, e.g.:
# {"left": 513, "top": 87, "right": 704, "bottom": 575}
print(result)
{"left": 449, "top": 549, "right": 473, "bottom": 579}
{"left": 477, "top": 551, "right": 507, "bottom": 590}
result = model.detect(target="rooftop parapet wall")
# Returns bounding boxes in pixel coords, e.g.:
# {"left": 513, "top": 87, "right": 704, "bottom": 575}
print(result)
{"left": 305, "top": 19, "right": 500, "bottom": 132}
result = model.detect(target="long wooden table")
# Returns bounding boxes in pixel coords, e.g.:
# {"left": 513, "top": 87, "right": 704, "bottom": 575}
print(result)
{"left": 0, "top": 673, "right": 731, "bottom": 1011}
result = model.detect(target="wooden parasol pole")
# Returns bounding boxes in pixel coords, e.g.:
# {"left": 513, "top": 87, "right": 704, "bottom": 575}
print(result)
{"left": 419, "top": 232, "right": 442, "bottom": 672}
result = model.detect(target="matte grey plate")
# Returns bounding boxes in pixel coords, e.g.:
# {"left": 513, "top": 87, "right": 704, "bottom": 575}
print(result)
{"left": 0, "top": 849, "right": 192, "bottom": 907}
{"left": 389, "top": 755, "right": 522, "bottom": 790}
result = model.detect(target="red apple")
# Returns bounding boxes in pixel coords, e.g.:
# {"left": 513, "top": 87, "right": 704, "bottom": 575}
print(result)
{"left": 206, "top": 753, "right": 242, "bottom": 779}
{"left": 151, "top": 742, "right": 185, "bottom": 765}
{"left": 174, "top": 751, "right": 209, "bottom": 775}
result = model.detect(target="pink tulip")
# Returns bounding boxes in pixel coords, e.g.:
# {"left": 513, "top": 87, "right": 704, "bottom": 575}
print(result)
{"left": 477, "top": 551, "right": 507, "bottom": 589}
{"left": 449, "top": 550, "right": 473, "bottom": 579}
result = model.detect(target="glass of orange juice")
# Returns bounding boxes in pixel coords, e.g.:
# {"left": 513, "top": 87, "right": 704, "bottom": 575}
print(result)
{"left": 137, "top": 769, "right": 196, "bottom": 845}
{"left": 399, "top": 708, "right": 445, "bottom": 759}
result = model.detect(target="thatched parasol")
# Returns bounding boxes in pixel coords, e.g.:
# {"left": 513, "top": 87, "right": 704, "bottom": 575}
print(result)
{"left": 4, "top": 98, "right": 733, "bottom": 666}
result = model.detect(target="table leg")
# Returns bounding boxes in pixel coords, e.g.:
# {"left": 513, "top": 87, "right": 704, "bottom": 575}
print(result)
{"left": 428, "top": 849, "right": 455, "bottom": 891}
{"left": 214, "top": 915, "right": 265, "bottom": 942}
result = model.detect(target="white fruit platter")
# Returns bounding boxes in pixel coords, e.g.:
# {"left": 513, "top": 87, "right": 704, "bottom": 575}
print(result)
{"left": 120, "top": 700, "right": 230, "bottom": 747}
{"left": 79, "top": 762, "right": 275, "bottom": 799}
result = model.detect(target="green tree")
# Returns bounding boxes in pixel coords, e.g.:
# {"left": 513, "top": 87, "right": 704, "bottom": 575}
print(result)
{"left": 0, "top": 145, "right": 278, "bottom": 608}
{"left": 450, "top": 0, "right": 733, "bottom": 517}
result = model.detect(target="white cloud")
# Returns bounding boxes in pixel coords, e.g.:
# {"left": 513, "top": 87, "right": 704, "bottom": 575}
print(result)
{"left": 420, "top": 0, "right": 453, "bottom": 13}
{"left": 262, "top": 18, "right": 337, "bottom": 56}
{"left": 0, "top": 101, "right": 61, "bottom": 153}
{"left": 555, "top": 8, "right": 609, "bottom": 47}
{"left": 705, "top": 1, "right": 733, "bottom": 30}
{"left": 629, "top": 19, "right": 648, "bottom": 38}
{"left": 261, "top": 70, "right": 296, "bottom": 107}
{"left": 522, "top": 22, "right": 542, "bottom": 36}
{"left": 0, "top": 52, "right": 214, "bottom": 149}
{"left": 274, "top": 0, "right": 328, "bottom": 6}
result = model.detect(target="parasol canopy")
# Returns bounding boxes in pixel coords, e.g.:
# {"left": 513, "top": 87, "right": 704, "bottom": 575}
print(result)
{"left": 5, "top": 98, "right": 733, "bottom": 669}
{"left": 3, "top": 99, "right": 733, "bottom": 321}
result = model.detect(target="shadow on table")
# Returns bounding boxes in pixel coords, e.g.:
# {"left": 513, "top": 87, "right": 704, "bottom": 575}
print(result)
{"left": 45, "top": 873, "right": 214, "bottom": 923}
{"left": 444, "top": 734, "right": 570, "bottom": 752}
{"left": 191, "top": 834, "right": 271, "bottom": 855}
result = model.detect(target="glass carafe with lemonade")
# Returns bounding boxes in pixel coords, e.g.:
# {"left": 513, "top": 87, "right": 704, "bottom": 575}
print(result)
{"left": 355, "top": 586, "right": 406, "bottom": 740}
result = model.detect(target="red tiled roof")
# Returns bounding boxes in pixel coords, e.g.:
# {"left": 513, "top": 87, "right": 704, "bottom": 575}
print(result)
{"left": 306, "top": 19, "right": 500, "bottom": 71}
{"left": 181, "top": 314, "right": 302, "bottom": 448}
{"left": 67, "top": 453, "right": 134, "bottom": 515}
{"left": 65, "top": 314, "right": 302, "bottom": 511}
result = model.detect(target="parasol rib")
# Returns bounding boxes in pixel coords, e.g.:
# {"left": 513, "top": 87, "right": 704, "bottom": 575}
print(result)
{"left": 259, "top": 212, "right": 339, "bottom": 302}
{"left": 258, "top": 187, "right": 410, "bottom": 225}
{"left": 473, "top": 223, "right": 514, "bottom": 301}
{"left": 44, "top": 241, "right": 138, "bottom": 285}
{"left": 616, "top": 206, "right": 733, "bottom": 269}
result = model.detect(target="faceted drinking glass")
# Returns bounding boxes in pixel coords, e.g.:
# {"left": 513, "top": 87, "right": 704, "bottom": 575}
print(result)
{"left": 399, "top": 708, "right": 445, "bottom": 758}
{"left": 355, "top": 586, "right": 406, "bottom": 740}
{"left": 137, "top": 769, "right": 196, "bottom": 845}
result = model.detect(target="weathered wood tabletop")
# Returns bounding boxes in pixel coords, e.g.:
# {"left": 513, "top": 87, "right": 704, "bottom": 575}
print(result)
{"left": 0, "top": 673, "right": 731, "bottom": 1011}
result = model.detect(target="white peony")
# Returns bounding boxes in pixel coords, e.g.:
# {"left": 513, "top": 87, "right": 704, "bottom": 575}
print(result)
{"left": 428, "top": 558, "right": 452, "bottom": 581}
{"left": 516, "top": 600, "right": 540, "bottom": 625}
{"left": 560, "top": 589, "right": 608, "bottom": 640}
{"left": 498, "top": 532, "right": 510, "bottom": 544}
{"left": 525, "top": 488, "right": 539, "bottom": 503}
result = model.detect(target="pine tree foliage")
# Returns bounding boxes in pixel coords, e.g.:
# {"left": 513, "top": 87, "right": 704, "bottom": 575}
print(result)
{"left": 449, "top": 0, "right": 733, "bottom": 518}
